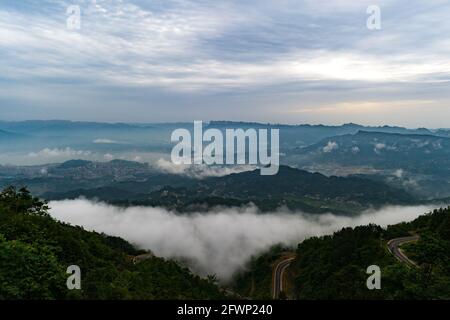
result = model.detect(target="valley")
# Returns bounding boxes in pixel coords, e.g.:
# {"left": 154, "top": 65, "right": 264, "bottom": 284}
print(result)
{"left": 1, "top": 120, "right": 450, "bottom": 300}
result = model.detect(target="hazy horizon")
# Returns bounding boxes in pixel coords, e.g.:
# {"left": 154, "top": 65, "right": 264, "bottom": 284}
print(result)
{"left": 0, "top": 119, "right": 449, "bottom": 130}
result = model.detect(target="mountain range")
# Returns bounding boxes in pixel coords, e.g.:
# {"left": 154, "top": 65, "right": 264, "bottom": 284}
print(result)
{"left": 1, "top": 160, "right": 417, "bottom": 215}
{"left": 287, "top": 131, "right": 450, "bottom": 198}
{"left": 1, "top": 120, "right": 449, "bottom": 210}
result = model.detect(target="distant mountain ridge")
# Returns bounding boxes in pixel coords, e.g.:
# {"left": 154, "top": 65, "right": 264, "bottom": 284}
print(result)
{"left": 0, "top": 120, "right": 445, "bottom": 138}
{"left": 0, "top": 160, "right": 417, "bottom": 215}
{"left": 287, "top": 130, "right": 450, "bottom": 198}
{"left": 0, "top": 129, "right": 27, "bottom": 140}
{"left": 0, "top": 120, "right": 448, "bottom": 157}
{"left": 209, "top": 121, "right": 435, "bottom": 133}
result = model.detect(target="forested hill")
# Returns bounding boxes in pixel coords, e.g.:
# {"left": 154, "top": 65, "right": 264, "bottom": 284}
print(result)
{"left": 24, "top": 163, "right": 418, "bottom": 215}
{"left": 0, "top": 187, "right": 223, "bottom": 299}
{"left": 232, "top": 207, "right": 450, "bottom": 300}
{"left": 291, "top": 207, "right": 450, "bottom": 299}
{"left": 118, "top": 166, "right": 416, "bottom": 214}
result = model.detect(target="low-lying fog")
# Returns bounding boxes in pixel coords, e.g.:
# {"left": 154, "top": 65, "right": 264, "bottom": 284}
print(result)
{"left": 49, "top": 200, "right": 440, "bottom": 281}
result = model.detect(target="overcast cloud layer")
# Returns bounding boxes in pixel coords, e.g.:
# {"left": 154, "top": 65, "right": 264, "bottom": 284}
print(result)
{"left": 1, "top": 0, "right": 450, "bottom": 126}
{"left": 49, "top": 200, "right": 440, "bottom": 281}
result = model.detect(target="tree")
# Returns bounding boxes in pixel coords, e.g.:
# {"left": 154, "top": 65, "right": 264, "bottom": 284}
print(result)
{"left": 0, "top": 234, "right": 66, "bottom": 299}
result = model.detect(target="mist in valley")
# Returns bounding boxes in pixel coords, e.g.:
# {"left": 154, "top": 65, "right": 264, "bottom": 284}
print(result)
{"left": 49, "top": 200, "right": 441, "bottom": 281}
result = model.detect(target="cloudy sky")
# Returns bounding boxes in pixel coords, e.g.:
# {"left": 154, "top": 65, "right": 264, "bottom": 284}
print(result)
{"left": 1, "top": 0, "right": 450, "bottom": 127}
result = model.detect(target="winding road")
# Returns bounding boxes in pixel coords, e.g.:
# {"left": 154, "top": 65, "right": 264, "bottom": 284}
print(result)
{"left": 270, "top": 236, "right": 419, "bottom": 299}
{"left": 272, "top": 257, "right": 295, "bottom": 299}
{"left": 387, "top": 235, "right": 419, "bottom": 268}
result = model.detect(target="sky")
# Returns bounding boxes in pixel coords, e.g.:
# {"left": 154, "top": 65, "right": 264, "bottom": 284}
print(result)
{"left": 1, "top": 0, "right": 450, "bottom": 127}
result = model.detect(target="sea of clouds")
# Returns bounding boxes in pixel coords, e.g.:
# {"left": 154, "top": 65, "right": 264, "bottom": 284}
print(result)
{"left": 49, "top": 200, "right": 440, "bottom": 281}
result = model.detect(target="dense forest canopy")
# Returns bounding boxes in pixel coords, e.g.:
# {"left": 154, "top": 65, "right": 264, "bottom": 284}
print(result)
{"left": 0, "top": 186, "right": 223, "bottom": 299}
{"left": 232, "top": 207, "right": 450, "bottom": 300}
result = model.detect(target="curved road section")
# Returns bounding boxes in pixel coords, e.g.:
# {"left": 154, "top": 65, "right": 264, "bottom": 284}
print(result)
{"left": 272, "top": 257, "right": 295, "bottom": 299}
{"left": 387, "top": 236, "right": 419, "bottom": 268}
{"left": 271, "top": 236, "right": 419, "bottom": 299}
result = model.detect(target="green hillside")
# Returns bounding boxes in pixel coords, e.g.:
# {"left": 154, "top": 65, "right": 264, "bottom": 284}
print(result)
{"left": 232, "top": 207, "right": 450, "bottom": 300}
{"left": 291, "top": 208, "right": 450, "bottom": 299}
{"left": 0, "top": 187, "right": 223, "bottom": 300}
